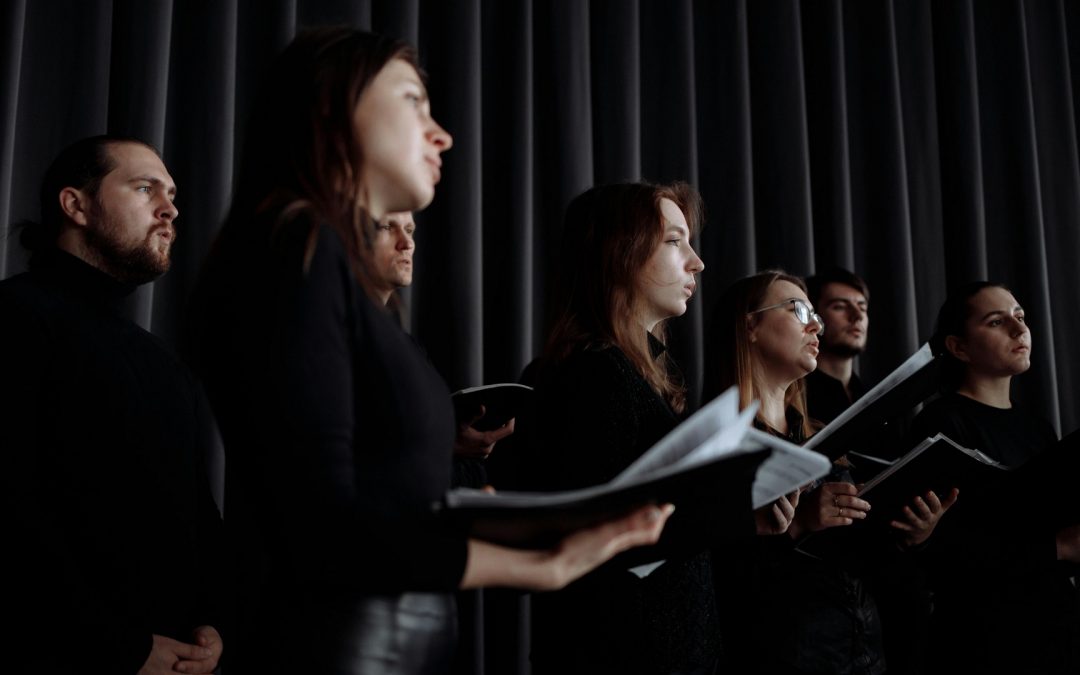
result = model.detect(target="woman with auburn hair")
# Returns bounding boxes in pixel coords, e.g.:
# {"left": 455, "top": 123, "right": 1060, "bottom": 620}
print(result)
{"left": 518, "top": 181, "right": 744, "bottom": 675}
{"left": 189, "top": 28, "right": 671, "bottom": 675}
{"left": 911, "top": 282, "right": 1080, "bottom": 675}
{"left": 703, "top": 270, "right": 953, "bottom": 675}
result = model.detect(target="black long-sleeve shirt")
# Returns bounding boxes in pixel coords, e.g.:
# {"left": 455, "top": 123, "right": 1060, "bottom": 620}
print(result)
{"left": 189, "top": 213, "right": 467, "bottom": 668}
{"left": 1, "top": 250, "right": 224, "bottom": 674}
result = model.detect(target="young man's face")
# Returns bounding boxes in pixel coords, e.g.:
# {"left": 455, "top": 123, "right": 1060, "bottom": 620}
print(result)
{"left": 817, "top": 282, "right": 869, "bottom": 357}
{"left": 372, "top": 211, "right": 416, "bottom": 297}
{"left": 85, "top": 142, "right": 178, "bottom": 284}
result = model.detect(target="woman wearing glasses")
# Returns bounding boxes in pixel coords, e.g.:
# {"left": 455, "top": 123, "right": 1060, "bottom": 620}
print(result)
{"left": 909, "top": 282, "right": 1080, "bottom": 675}
{"left": 702, "top": 270, "right": 951, "bottom": 675}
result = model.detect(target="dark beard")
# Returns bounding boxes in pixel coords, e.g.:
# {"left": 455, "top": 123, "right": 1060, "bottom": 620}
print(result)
{"left": 86, "top": 205, "right": 173, "bottom": 284}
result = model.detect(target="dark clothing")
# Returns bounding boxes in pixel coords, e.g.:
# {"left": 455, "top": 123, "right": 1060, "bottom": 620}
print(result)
{"left": 191, "top": 214, "right": 467, "bottom": 673}
{"left": 1, "top": 250, "right": 224, "bottom": 674}
{"left": 519, "top": 341, "right": 724, "bottom": 675}
{"left": 715, "top": 409, "right": 886, "bottom": 675}
{"left": 805, "top": 368, "right": 866, "bottom": 425}
{"left": 910, "top": 393, "right": 1080, "bottom": 675}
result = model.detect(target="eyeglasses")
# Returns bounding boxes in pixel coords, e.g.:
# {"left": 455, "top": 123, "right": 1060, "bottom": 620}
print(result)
{"left": 748, "top": 298, "right": 825, "bottom": 336}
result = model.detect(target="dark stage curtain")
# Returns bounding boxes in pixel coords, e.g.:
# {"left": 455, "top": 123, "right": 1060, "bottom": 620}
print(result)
{"left": 3, "top": 0, "right": 1080, "bottom": 672}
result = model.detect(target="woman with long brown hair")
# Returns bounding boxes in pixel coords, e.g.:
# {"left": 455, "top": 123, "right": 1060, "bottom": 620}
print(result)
{"left": 517, "top": 181, "right": 744, "bottom": 674}
{"left": 190, "top": 28, "right": 670, "bottom": 675}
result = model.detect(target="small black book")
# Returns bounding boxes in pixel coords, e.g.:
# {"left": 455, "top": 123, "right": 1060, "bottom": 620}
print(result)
{"left": 451, "top": 383, "right": 533, "bottom": 431}
{"left": 796, "top": 433, "right": 1010, "bottom": 560}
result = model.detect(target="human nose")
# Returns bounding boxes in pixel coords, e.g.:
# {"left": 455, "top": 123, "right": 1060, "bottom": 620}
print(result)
{"left": 808, "top": 312, "right": 825, "bottom": 336}
{"left": 157, "top": 196, "right": 178, "bottom": 222}
{"left": 428, "top": 118, "right": 453, "bottom": 152}
{"left": 687, "top": 247, "right": 704, "bottom": 273}
{"left": 399, "top": 232, "right": 415, "bottom": 251}
{"left": 1008, "top": 316, "right": 1028, "bottom": 336}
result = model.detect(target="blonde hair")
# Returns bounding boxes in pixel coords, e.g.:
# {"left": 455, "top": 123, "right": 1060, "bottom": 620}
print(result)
{"left": 704, "top": 270, "right": 815, "bottom": 438}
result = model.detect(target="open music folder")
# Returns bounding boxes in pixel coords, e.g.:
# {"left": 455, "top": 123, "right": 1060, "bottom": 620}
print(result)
{"left": 439, "top": 388, "right": 831, "bottom": 548}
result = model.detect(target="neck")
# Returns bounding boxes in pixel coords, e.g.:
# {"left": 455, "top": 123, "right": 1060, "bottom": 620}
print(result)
{"left": 956, "top": 373, "right": 1013, "bottom": 409}
{"left": 755, "top": 373, "right": 793, "bottom": 434}
{"left": 377, "top": 288, "right": 393, "bottom": 306}
{"left": 816, "top": 351, "right": 854, "bottom": 388}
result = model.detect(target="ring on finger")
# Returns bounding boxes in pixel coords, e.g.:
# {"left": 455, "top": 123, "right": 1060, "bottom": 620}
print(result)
{"left": 838, "top": 507, "right": 844, "bottom": 517}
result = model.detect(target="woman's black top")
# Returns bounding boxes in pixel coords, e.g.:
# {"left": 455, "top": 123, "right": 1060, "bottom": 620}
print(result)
{"left": 910, "top": 393, "right": 1080, "bottom": 675}
{"left": 518, "top": 340, "right": 724, "bottom": 675}
{"left": 190, "top": 214, "right": 467, "bottom": 670}
{"left": 714, "top": 408, "right": 887, "bottom": 675}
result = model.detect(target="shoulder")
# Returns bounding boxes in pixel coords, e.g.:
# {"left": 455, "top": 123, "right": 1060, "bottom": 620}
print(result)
{"left": 541, "top": 344, "right": 644, "bottom": 393}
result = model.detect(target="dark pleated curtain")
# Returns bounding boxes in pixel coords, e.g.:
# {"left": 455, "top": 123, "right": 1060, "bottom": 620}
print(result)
{"left": 4, "top": 0, "right": 1080, "bottom": 672}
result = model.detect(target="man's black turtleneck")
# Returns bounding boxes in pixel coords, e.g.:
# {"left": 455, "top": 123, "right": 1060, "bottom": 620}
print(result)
{"left": 1, "top": 249, "right": 223, "bottom": 674}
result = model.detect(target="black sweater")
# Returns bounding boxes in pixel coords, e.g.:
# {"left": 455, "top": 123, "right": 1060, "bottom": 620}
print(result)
{"left": 190, "top": 214, "right": 467, "bottom": 667}
{"left": 910, "top": 393, "right": 1080, "bottom": 675}
{"left": 518, "top": 341, "right": 723, "bottom": 675}
{"left": 1, "top": 250, "right": 224, "bottom": 674}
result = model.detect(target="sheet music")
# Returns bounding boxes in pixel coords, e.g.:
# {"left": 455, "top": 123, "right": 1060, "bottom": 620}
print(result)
{"left": 613, "top": 388, "right": 752, "bottom": 484}
{"left": 804, "top": 343, "right": 935, "bottom": 451}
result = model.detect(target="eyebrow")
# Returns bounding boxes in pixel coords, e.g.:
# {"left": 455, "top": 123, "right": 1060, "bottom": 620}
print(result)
{"left": 979, "top": 306, "right": 1023, "bottom": 321}
{"left": 129, "top": 176, "right": 177, "bottom": 197}
{"left": 825, "top": 296, "right": 868, "bottom": 305}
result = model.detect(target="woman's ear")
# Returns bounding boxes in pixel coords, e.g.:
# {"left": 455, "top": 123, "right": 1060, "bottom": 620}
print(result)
{"left": 944, "top": 335, "right": 970, "bottom": 363}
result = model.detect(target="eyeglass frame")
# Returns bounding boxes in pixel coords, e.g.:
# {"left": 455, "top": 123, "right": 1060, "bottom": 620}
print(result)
{"left": 747, "top": 298, "right": 825, "bottom": 336}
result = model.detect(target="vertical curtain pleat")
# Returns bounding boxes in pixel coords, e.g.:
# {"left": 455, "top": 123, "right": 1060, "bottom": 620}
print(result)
{"left": 803, "top": 0, "right": 854, "bottom": 270}
{"left": 6, "top": 0, "right": 112, "bottom": 281}
{"left": 891, "top": 0, "right": 947, "bottom": 343}
{"left": 590, "top": 0, "right": 641, "bottom": 185}
{"left": 746, "top": 0, "right": 814, "bottom": 274}
{"left": 842, "top": 0, "right": 920, "bottom": 379}
{"left": 0, "top": 0, "right": 26, "bottom": 279}
{"left": 694, "top": 0, "right": 756, "bottom": 286}
{"left": 1021, "top": 0, "right": 1079, "bottom": 434}
{"left": 107, "top": 0, "right": 174, "bottom": 332}
{"left": 480, "top": 0, "right": 536, "bottom": 381}
{"left": 414, "top": 0, "right": 483, "bottom": 391}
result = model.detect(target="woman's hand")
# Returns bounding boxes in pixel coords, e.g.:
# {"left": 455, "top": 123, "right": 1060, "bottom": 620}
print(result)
{"left": 788, "top": 482, "right": 870, "bottom": 540}
{"left": 453, "top": 406, "right": 515, "bottom": 459}
{"left": 891, "top": 488, "right": 959, "bottom": 548}
{"left": 755, "top": 490, "right": 801, "bottom": 535}
{"left": 460, "top": 503, "right": 674, "bottom": 591}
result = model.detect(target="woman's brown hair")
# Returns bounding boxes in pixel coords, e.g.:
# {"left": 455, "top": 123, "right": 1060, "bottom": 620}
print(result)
{"left": 543, "top": 181, "right": 703, "bottom": 414}
{"left": 224, "top": 26, "right": 420, "bottom": 297}
{"left": 703, "top": 270, "right": 815, "bottom": 438}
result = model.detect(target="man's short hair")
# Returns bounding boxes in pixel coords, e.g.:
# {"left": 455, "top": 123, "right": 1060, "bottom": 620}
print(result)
{"left": 21, "top": 135, "right": 158, "bottom": 252}
{"left": 805, "top": 266, "right": 870, "bottom": 308}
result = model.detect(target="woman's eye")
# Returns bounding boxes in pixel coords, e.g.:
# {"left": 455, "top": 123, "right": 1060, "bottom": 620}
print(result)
{"left": 1016, "top": 315, "right": 1026, "bottom": 323}
{"left": 989, "top": 319, "right": 1003, "bottom": 327}
{"left": 666, "top": 239, "right": 681, "bottom": 246}
{"left": 137, "top": 185, "right": 151, "bottom": 193}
